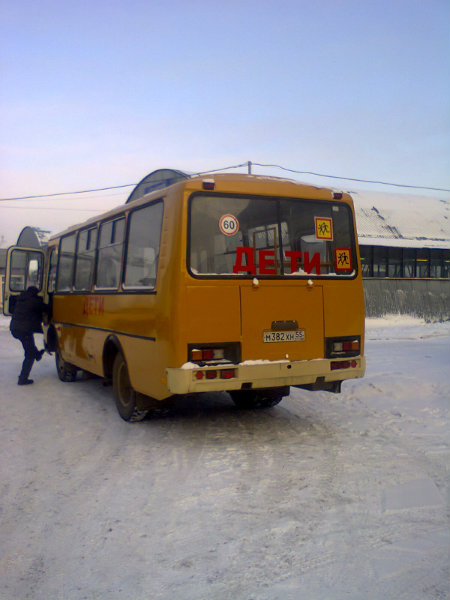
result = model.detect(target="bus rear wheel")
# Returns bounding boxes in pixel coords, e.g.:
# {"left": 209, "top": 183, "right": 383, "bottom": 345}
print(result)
{"left": 230, "top": 387, "right": 287, "bottom": 409}
{"left": 112, "top": 354, "right": 148, "bottom": 422}
{"left": 55, "top": 345, "right": 77, "bottom": 382}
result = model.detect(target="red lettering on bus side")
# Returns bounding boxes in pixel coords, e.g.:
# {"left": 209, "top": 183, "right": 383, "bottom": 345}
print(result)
{"left": 304, "top": 251, "right": 321, "bottom": 275}
{"left": 96, "top": 296, "right": 105, "bottom": 315}
{"left": 284, "top": 250, "right": 303, "bottom": 273}
{"left": 83, "top": 295, "right": 105, "bottom": 315}
{"left": 83, "top": 296, "right": 94, "bottom": 315}
{"left": 233, "top": 247, "right": 256, "bottom": 275}
{"left": 259, "top": 249, "right": 276, "bottom": 275}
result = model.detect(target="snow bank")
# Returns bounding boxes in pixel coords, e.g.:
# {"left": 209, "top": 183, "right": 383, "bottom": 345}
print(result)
{"left": 365, "top": 315, "right": 450, "bottom": 341}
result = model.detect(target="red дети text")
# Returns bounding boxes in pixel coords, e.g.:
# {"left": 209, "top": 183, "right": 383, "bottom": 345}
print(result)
{"left": 232, "top": 247, "right": 321, "bottom": 275}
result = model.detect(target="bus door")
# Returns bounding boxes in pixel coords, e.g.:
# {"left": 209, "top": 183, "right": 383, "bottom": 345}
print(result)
{"left": 239, "top": 282, "right": 324, "bottom": 362}
{"left": 2, "top": 246, "right": 46, "bottom": 316}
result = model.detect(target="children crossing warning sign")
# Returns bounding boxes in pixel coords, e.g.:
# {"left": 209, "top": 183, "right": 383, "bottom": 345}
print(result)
{"left": 315, "top": 217, "right": 333, "bottom": 240}
{"left": 335, "top": 248, "right": 352, "bottom": 272}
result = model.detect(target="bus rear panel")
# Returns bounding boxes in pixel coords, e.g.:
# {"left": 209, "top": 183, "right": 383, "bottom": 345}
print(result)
{"left": 166, "top": 176, "right": 365, "bottom": 397}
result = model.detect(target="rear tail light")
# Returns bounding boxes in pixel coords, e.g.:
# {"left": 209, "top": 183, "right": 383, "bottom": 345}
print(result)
{"left": 194, "top": 368, "right": 236, "bottom": 381}
{"left": 220, "top": 369, "right": 236, "bottom": 379}
{"left": 326, "top": 336, "right": 361, "bottom": 358}
{"left": 331, "top": 360, "right": 358, "bottom": 370}
{"left": 188, "top": 342, "right": 240, "bottom": 365}
{"left": 191, "top": 348, "right": 225, "bottom": 362}
{"left": 332, "top": 340, "right": 359, "bottom": 352}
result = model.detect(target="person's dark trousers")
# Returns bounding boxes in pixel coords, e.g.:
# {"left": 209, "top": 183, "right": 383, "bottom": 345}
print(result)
{"left": 11, "top": 330, "right": 41, "bottom": 383}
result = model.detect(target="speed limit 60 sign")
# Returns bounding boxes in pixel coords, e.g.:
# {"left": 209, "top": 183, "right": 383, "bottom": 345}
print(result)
{"left": 219, "top": 214, "right": 239, "bottom": 236}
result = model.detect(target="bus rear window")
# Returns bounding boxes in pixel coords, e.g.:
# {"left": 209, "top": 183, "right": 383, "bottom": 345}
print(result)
{"left": 189, "top": 194, "right": 357, "bottom": 278}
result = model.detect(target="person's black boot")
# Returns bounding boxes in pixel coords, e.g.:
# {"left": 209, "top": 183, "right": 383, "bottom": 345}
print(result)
{"left": 36, "top": 349, "right": 45, "bottom": 362}
{"left": 18, "top": 378, "right": 34, "bottom": 385}
{"left": 19, "top": 354, "right": 34, "bottom": 382}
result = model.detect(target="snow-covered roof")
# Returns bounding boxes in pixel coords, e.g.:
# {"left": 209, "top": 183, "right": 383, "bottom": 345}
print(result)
{"left": 352, "top": 190, "right": 450, "bottom": 249}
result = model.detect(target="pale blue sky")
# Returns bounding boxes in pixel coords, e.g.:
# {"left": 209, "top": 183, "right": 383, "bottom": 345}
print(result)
{"left": 0, "top": 0, "right": 449, "bottom": 244}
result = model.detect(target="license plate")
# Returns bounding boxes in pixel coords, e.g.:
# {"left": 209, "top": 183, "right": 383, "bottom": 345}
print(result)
{"left": 263, "top": 330, "right": 305, "bottom": 343}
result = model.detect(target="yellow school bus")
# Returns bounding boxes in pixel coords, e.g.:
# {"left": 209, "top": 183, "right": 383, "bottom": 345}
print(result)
{"left": 3, "top": 169, "right": 365, "bottom": 421}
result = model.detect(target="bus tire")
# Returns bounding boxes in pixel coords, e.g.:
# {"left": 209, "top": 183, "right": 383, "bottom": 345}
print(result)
{"left": 230, "top": 388, "right": 285, "bottom": 409}
{"left": 112, "top": 353, "right": 148, "bottom": 422}
{"left": 55, "top": 344, "right": 77, "bottom": 382}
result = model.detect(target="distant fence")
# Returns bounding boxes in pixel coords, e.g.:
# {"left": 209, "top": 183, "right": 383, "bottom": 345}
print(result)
{"left": 364, "top": 279, "right": 450, "bottom": 322}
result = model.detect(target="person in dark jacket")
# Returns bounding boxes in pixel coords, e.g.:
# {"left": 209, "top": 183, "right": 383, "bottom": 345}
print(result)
{"left": 10, "top": 286, "right": 48, "bottom": 385}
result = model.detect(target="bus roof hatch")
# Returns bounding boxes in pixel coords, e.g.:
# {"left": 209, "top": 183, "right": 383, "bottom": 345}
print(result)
{"left": 126, "top": 169, "right": 189, "bottom": 203}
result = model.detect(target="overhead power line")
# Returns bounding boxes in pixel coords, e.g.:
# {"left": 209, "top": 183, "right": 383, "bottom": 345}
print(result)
{"left": 198, "top": 162, "right": 450, "bottom": 192}
{"left": 248, "top": 163, "right": 450, "bottom": 192}
{"left": 0, "top": 163, "right": 448, "bottom": 202}
{"left": 0, "top": 183, "right": 135, "bottom": 202}
{"left": 1, "top": 205, "right": 102, "bottom": 212}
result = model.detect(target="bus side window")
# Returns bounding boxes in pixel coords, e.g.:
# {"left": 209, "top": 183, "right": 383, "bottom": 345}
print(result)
{"left": 96, "top": 218, "right": 125, "bottom": 289}
{"left": 47, "top": 248, "right": 58, "bottom": 293}
{"left": 74, "top": 227, "right": 97, "bottom": 291}
{"left": 124, "top": 201, "right": 163, "bottom": 289}
{"left": 56, "top": 234, "right": 76, "bottom": 292}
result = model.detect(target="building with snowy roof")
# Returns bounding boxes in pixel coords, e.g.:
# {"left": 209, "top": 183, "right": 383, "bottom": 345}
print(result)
{"left": 353, "top": 191, "right": 449, "bottom": 275}
{"left": 351, "top": 191, "right": 449, "bottom": 320}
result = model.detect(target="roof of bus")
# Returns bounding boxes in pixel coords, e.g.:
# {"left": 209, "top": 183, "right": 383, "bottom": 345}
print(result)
{"left": 48, "top": 173, "right": 349, "bottom": 241}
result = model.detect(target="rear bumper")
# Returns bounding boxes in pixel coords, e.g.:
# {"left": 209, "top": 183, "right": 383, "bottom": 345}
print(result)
{"left": 166, "top": 356, "right": 366, "bottom": 395}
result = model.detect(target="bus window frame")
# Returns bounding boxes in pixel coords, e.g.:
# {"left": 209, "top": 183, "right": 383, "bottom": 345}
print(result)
{"left": 7, "top": 248, "right": 45, "bottom": 293}
{"left": 187, "top": 191, "right": 359, "bottom": 281}
{"left": 73, "top": 226, "right": 98, "bottom": 293}
{"left": 122, "top": 199, "right": 164, "bottom": 292}
{"left": 55, "top": 232, "right": 77, "bottom": 293}
{"left": 47, "top": 246, "right": 58, "bottom": 294}
{"left": 94, "top": 215, "right": 126, "bottom": 292}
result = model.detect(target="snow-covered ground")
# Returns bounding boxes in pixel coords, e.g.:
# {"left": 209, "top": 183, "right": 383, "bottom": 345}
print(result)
{"left": 0, "top": 315, "right": 448, "bottom": 600}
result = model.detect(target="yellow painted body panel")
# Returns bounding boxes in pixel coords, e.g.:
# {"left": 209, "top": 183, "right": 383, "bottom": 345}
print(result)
{"left": 240, "top": 282, "right": 324, "bottom": 361}
{"left": 184, "top": 285, "right": 241, "bottom": 342}
{"left": 323, "top": 278, "right": 366, "bottom": 353}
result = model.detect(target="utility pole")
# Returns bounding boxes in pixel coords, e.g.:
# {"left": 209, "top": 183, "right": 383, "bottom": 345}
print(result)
{"left": 247, "top": 161, "right": 252, "bottom": 174}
